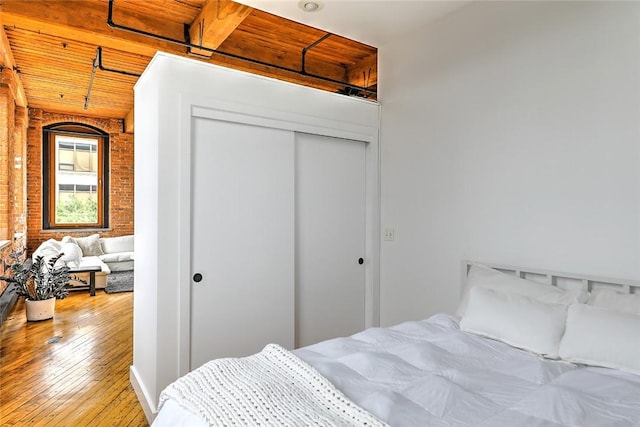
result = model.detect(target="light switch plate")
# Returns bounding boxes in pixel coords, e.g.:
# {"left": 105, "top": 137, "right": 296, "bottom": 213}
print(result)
{"left": 383, "top": 227, "right": 395, "bottom": 241}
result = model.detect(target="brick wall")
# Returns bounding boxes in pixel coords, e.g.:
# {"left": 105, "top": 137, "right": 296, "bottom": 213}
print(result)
{"left": 26, "top": 109, "right": 134, "bottom": 254}
{"left": 13, "top": 107, "right": 28, "bottom": 240}
{"left": 0, "top": 84, "right": 15, "bottom": 242}
{"left": 0, "top": 68, "right": 28, "bottom": 295}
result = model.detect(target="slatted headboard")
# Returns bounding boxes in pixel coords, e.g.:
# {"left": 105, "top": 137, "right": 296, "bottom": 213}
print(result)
{"left": 462, "top": 260, "right": 640, "bottom": 295}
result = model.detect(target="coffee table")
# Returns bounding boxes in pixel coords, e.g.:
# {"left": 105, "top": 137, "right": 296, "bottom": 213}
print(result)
{"left": 68, "top": 265, "right": 102, "bottom": 296}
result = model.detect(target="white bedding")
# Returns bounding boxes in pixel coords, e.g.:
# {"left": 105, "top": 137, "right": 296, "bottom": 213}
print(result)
{"left": 156, "top": 343, "right": 387, "bottom": 426}
{"left": 153, "top": 314, "right": 640, "bottom": 426}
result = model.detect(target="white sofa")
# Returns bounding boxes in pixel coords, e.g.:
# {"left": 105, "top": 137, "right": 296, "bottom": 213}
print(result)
{"left": 33, "top": 234, "right": 134, "bottom": 288}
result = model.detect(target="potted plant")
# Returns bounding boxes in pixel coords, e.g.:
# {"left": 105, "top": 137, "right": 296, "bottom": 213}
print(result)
{"left": 0, "top": 251, "right": 80, "bottom": 321}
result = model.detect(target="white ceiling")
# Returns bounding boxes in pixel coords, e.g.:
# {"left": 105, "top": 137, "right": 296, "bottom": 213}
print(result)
{"left": 237, "top": 0, "right": 470, "bottom": 47}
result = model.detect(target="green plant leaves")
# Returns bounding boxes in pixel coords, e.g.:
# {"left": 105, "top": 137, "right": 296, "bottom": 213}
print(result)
{"left": 0, "top": 251, "right": 79, "bottom": 300}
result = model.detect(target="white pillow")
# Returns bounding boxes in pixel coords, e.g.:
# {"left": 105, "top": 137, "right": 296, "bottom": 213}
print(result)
{"left": 587, "top": 288, "right": 640, "bottom": 315}
{"left": 559, "top": 304, "right": 640, "bottom": 375}
{"left": 61, "top": 235, "right": 77, "bottom": 245}
{"left": 43, "top": 238, "right": 62, "bottom": 251}
{"left": 60, "top": 242, "right": 82, "bottom": 267}
{"left": 100, "top": 235, "right": 134, "bottom": 253}
{"left": 457, "top": 264, "right": 587, "bottom": 316}
{"left": 75, "top": 233, "right": 104, "bottom": 256}
{"left": 34, "top": 243, "right": 61, "bottom": 258}
{"left": 460, "top": 286, "right": 569, "bottom": 358}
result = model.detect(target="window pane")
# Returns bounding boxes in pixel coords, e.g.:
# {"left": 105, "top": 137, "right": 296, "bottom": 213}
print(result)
{"left": 59, "top": 149, "right": 74, "bottom": 169}
{"left": 55, "top": 193, "right": 98, "bottom": 223}
{"left": 55, "top": 135, "right": 99, "bottom": 224}
{"left": 76, "top": 150, "right": 92, "bottom": 172}
{"left": 90, "top": 151, "right": 98, "bottom": 173}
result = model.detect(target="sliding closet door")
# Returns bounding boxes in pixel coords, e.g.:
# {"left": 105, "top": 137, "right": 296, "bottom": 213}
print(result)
{"left": 295, "top": 133, "right": 366, "bottom": 347}
{"left": 190, "top": 118, "right": 295, "bottom": 369}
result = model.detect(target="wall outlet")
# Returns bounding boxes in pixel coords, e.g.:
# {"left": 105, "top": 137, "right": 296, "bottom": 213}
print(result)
{"left": 383, "top": 227, "right": 395, "bottom": 241}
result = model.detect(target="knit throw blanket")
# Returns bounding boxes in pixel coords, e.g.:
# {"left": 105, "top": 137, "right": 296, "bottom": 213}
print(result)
{"left": 158, "top": 344, "right": 388, "bottom": 426}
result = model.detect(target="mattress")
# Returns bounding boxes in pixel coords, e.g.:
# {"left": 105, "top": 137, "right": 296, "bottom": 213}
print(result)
{"left": 153, "top": 314, "right": 640, "bottom": 426}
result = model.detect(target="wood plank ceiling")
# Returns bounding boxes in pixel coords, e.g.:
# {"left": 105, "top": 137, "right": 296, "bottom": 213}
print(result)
{"left": 0, "top": 0, "right": 377, "bottom": 128}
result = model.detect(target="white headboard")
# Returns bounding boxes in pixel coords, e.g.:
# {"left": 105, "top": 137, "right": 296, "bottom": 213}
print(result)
{"left": 462, "top": 260, "right": 640, "bottom": 295}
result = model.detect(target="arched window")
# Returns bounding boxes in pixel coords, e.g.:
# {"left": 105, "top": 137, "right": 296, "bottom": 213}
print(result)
{"left": 43, "top": 123, "right": 109, "bottom": 229}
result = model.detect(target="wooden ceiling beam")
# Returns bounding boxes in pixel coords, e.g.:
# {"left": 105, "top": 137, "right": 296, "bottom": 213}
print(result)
{"left": 124, "top": 108, "right": 134, "bottom": 133}
{"left": 189, "top": 0, "right": 252, "bottom": 57}
{"left": 0, "top": 22, "right": 27, "bottom": 107}
{"left": 1, "top": 0, "right": 186, "bottom": 58}
{"left": 346, "top": 52, "right": 377, "bottom": 90}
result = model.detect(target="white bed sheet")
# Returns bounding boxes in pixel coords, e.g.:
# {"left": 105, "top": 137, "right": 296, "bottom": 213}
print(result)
{"left": 153, "top": 314, "right": 640, "bottom": 426}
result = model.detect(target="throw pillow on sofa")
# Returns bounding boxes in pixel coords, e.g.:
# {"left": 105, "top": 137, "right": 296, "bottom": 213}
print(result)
{"left": 35, "top": 239, "right": 62, "bottom": 258}
{"left": 75, "top": 233, "right": 104, "bottom": 256}
{"left": 100, "top": 234, "right": 134, "bottom": 254}
{"left": 60, "top": 242, "right": 83, "bottom": 267}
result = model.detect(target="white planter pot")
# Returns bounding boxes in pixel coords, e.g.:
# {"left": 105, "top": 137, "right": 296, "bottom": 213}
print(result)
{"left": 25, "top": 297, "right": 56, "bottom": 321}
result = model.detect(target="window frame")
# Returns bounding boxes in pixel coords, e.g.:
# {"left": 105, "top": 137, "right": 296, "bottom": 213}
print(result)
{"left": 42, "top": 123, "right": 110, "bottom": 230}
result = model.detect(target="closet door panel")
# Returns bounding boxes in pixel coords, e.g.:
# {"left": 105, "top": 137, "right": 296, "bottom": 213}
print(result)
{"left": 295, "top": 133, "right": 367, "bottom": 347}
{"left": 190, "top": 118, "right": 295, "bottom": 369}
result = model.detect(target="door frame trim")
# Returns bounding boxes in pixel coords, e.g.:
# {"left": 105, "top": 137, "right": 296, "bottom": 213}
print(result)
{"left": 177, "top": 94, "right": 380, "bottom": 375}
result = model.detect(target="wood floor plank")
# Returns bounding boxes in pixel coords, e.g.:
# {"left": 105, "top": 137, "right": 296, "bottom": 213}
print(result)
{"left": 0, "top": 290, "right": 148, "bottom": 426}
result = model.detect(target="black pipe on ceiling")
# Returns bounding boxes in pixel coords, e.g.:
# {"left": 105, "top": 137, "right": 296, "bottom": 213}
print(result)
{"left": 301, "top": 33, "right": 332, "bottom": 75}
{"left": 97, "top": 47, "right": 141, "bottom": 77}
{"left": 85, "top": 47, "right": 141, "bottom": 110}
{"left": 106, "top": 0, "right": 376, "bottom": 97}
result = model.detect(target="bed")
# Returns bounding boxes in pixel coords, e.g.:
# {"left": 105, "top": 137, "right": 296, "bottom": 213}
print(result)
{"left": 152, "top": 261, "right": 640, "bottom": 426}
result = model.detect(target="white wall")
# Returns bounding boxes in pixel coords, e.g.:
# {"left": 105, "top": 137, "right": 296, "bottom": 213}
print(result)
{"left": 378, "top": 1, "right": 640, "bottom": 326}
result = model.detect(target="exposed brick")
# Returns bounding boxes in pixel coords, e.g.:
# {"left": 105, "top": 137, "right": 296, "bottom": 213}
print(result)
{"left": 0, "top": 77, "right": 28, "bottom": 291}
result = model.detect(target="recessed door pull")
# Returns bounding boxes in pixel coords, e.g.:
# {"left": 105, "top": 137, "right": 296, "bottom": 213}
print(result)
{"left": 358, "top": 258, "right": 364, "bottom": 265}
{"left": 193, "top": 273, "right": 203, "bottom": 282}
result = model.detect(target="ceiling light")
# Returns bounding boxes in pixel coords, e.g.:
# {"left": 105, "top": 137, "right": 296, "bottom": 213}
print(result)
{"left": 299, "top": 1, "right": 322, "bottom": 12}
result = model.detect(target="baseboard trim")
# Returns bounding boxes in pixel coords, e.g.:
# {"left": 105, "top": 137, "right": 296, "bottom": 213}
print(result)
{"left": 130, "top": 365, "right": 158, "bottom": 424}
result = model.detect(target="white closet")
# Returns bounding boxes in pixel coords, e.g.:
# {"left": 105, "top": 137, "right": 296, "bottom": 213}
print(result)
{"left": 132, "top": 52, "right": 379, "bottom": 419}
{"left": 189, "top": 121, "right": 367, "bottom": 368}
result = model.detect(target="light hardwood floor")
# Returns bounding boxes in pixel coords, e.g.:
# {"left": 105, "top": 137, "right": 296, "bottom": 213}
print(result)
{"left": 0, "top": 290, "right": 148, "bottom": 426}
